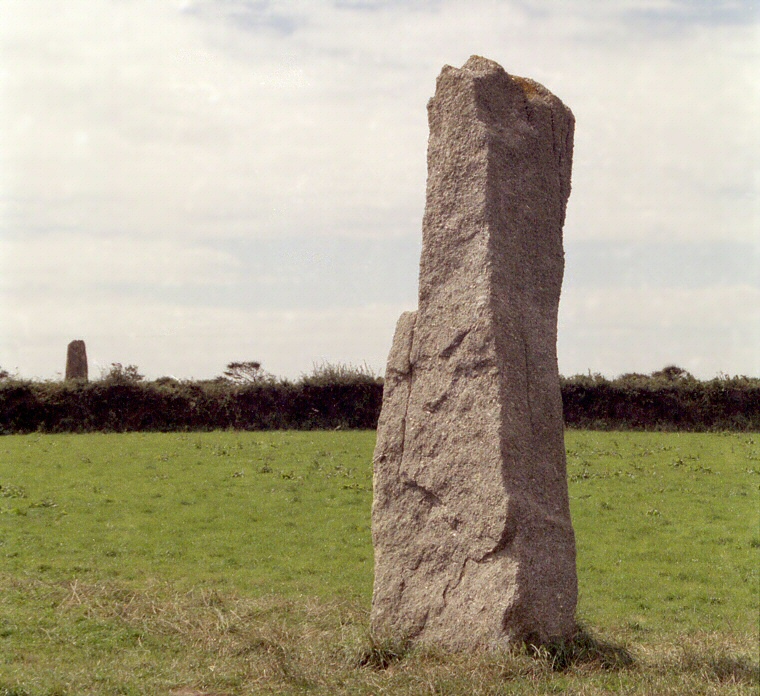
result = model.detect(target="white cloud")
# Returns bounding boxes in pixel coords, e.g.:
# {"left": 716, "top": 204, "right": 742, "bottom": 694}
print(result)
{"left": 1, "top": 0, "right": 429, "bottom": 241}
{"left": 1, "top": 232, "right": 239, "bottom": 293}
{"left": 1, "top": 0, "right": 758, "bottom": 379}
{"left": 3, "top": 0, "right": 754, "bottom": 247}
{"left": 0, "top": 293, "right": 403, "bottom": 380}
{"left": 559, "top": 284, "right": 760, "bottom": 378}
{"left": 564, "top": 21, "right": 759, "bottom": 242}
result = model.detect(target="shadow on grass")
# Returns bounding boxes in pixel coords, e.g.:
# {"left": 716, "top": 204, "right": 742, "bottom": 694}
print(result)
{"left": 527, "top": 623, "right": 635, "bottom": 672}
{"left": 357, "top": 623, "right": 634, "bottom": 674}
{"left": 355, "top": 622, "right": 760, "bottom": 689}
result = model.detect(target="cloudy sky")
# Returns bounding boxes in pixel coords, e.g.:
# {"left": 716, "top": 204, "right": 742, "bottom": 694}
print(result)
{"left": 1, "top": 0, "right": 758, "bottom": 381}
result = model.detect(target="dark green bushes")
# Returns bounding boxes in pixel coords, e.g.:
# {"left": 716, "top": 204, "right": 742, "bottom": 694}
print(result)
{"left": 0, "top": 367, "right": 757, "bottom": 433}
{"left": 560, "top": 371, "right": 760, "bottom": 431}
{"left": 0, "top": 374, "right": 384, "bottom": 434}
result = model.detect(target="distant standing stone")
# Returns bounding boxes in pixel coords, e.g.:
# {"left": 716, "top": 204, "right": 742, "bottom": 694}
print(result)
{"left": 371, "top": 56, "right": 577, "bottom": 649}
{"left": 65, "top": 340, "right": 88, "bottom": 382}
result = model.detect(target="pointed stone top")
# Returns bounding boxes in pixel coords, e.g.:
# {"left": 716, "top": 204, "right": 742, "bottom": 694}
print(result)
{"left": 440, "top": 56, "right": 568, "bottom": 111}
{"left": 461, "top": 54, "right": 506, "bottom": 75}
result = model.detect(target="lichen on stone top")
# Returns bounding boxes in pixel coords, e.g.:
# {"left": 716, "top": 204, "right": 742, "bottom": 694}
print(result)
{"left": 512, "top": 75, "right": 543, "bottom": 99}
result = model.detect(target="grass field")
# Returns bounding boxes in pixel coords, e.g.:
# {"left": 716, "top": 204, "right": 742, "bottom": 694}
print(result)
{"left": 0, "top": 430, "right": 757, "bottom": 695}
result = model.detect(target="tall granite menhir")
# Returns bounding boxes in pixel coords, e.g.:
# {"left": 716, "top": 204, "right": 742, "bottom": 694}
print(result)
{"left": 65, "top": 340, "right": 88, "bottom": 382}
{"left": 371, "top": 56, "right": 577, "bottom": 648}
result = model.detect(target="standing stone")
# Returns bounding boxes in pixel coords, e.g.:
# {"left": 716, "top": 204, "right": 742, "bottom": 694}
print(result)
{"left": 65, "top": 340, "right": 88, "bottom": 382}
{"left": 371, "top": 56, "right": 577, "bottom": 649}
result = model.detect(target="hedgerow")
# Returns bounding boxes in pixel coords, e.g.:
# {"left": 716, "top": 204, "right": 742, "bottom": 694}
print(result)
{"left": 560, "top": 370, "right": 759, "bottom": 431}
{"left": 0, "top": 364, "right": 383, "bottom": 433}
{"left": 0, "top": 366, "right": 757, "bottom": 433}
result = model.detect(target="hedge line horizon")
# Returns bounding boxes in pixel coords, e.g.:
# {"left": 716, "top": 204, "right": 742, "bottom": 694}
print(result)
{"left": 2, "top": 359, "right": 758, "bottom": 387}
{"left": 0, "top": 361, "right": 757, "bottom": 433}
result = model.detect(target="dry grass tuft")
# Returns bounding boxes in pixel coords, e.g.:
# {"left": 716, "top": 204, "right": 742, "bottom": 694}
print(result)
{"left": 643, "top": 632, "right": 760, "bottom": 687}
{"left": 2, "top": 575, "right": 757, "bottom": 695}
{"left": 355, "top": 634, "right": 412, "bottom": 670}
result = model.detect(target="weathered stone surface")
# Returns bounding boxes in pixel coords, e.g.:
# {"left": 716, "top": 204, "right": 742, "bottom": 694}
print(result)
{"left": 65, "top": 340, "right": 88, "bottom": 382}
{"left": 371, "top": 56, "right": 577, "bottom": 649}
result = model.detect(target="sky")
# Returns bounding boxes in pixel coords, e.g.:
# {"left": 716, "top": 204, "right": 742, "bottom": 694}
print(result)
{"left": 1, "top": 0, "right": 758, "bottom": 382}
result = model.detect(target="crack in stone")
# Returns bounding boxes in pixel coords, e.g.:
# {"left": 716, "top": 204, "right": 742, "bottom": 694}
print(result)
{"left": 441, "top": 559, "right": 469, "bottom": 609}
{"left": 521, "top": 329, "right": 536, "bottom": 438}
{"left": 440, "top": 519, "right": 517, "bottom": 612}
{"left": 439, "top": 328, "right": 470, "bottom": 358}
{"left": 476, "top": 521, "right": 518, "bottom": 564}
{"left": 402, "top": 479, "right": 442, "bottom": 508}
{"left": 549, "top": 106, "right": 558, "bottom": 163}
{"left": 397, "top": 313, "right": 417, "bottom": 476}
{"left": 423, "top": 392, "right": 447, "bottom": 414}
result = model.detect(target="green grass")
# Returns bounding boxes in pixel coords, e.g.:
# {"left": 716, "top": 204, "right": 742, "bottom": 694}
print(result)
{"left": 0, "top": 431, "right": 374, "bottom": 600}
{"left": 565, "top": 431, "right": 758, "bottom": 635}
{"left": 0, "top": 430, "right": 757, "bottom": 695}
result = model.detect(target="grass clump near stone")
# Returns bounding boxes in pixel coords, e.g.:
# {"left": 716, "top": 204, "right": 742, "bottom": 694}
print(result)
{"left": 0, "top": 430, "right": 757, "bottom": 694}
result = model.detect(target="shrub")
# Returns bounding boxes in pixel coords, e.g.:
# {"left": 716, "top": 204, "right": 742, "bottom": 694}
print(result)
{"left": 101, "top": 363, "right": 145, "bottom": 385}
{"left": 220, "top": 361, "right": 274, "bottom": 385}
{"left": 299, "top": 361, "right": 381, "bottom": 387}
